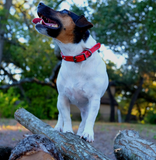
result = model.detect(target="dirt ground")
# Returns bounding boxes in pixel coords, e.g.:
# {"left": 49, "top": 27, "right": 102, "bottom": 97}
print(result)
{"left": 0, "top": 119, "right": 156, "bottom": 160}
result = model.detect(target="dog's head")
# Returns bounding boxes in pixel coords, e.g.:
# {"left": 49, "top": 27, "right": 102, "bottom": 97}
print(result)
{"left": 32, "top": 2, "right": 93, "bottom": 44}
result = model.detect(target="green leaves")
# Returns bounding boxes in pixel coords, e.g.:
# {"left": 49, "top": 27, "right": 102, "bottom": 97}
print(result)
{"left": 0, "top": 0, "right": 60, "bottom": 119}
{"left": 0, "top": 88, "right": 28, "bottom": 118}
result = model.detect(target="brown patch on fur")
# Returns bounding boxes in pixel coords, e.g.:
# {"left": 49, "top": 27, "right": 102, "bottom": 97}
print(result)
{"left": 56, "top": 14, "right": 75, "bottom": 43}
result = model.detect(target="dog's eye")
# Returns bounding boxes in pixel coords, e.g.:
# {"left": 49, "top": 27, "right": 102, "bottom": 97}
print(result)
{"left": 61, "top": 9, "right": 68, "bottom": 14}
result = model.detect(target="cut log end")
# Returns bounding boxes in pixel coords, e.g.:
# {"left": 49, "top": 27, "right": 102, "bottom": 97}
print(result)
{"left": 17, "top": 151, "right": 55, "bottom": 160}
{"left": 114, "top": 129, "right": 156, "bottom": 160}
{"left": 9, "top": 134, "right": 64, "bottom": 160}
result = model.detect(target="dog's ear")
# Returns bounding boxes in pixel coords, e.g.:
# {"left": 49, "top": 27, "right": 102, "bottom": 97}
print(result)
{"left": 75, "top": 15, "right": 93, "bottom": 31}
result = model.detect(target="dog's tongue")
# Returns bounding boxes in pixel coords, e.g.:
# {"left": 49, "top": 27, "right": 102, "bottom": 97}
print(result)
{"left": 32, "top": 18, "right": 58, "bottom": 27}
{"left": 32, "top": 18, "right": 45, "bottom": 24}
{"left": 32, "top": 18, "right": 42, "bottom": 24}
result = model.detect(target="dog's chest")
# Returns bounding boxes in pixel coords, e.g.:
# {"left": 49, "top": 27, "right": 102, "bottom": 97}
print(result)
{"left": 57, "top": 64, "right": 92, "bottom": 106}
{"left": 64, "top": 82, "right": 88, "bottom": 106}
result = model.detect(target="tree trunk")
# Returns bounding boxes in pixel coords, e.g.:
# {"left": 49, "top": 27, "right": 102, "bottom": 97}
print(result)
{"left": 125, "top": 77, "right": 144, "bottom": 122}
{"left": 136, "top": 103, "right": 142, "bottom": 121}
{"left": 0, "top": 0, "right": 13, "bottom": 65}
{"left": 0, "top": 40, "right": 4, "bottom": 65}
{"left": 54, "top": 42, "right": 61, "bottom": 60}
{"left": 14, "top": 108, "right": 110, "bottom": 160}
{"left": 49, "top": 60, "right": 61, "bottom": 89}
{"left": 107, "top": 85, "right": 115, "bottom": 122}
{"left": 114, "top": 130, "right": 156, "bottom": 160}
{"left": 9, "top": 134, "right": 64, "bottom": 160}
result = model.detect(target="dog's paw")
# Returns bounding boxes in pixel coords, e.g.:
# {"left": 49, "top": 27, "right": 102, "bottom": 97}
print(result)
{"left": 80, "top": 130, "right": 94, "bottom": 143}
{"left": 54, "top": 125, "right": 63, "bottom": 132}
{"left": 63, "top": 128, "right": 74, "bottom": 134}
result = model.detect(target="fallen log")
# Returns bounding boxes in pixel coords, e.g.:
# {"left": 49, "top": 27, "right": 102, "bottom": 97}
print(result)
{"left": 14, "top": 108, "right": 110, "bottom": 160}
{"left": 114, "top": 130, "right": 156, "bottom": 160}
{"left": 9, "top": 134, "right": 64, "bottom": 160}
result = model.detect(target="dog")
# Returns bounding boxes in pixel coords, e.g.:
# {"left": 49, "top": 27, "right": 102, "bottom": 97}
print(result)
{"left": 33, "top": 2, "right": 108, "bottom": 142}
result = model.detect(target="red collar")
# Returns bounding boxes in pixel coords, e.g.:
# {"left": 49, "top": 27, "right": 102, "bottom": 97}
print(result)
{"left": 61, "top": 43, "right": 101, "bottom": 63}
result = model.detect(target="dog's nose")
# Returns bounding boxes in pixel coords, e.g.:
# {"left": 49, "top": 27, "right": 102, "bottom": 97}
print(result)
{"left": 38, "top": 2, "right": 45, "bottom": 6}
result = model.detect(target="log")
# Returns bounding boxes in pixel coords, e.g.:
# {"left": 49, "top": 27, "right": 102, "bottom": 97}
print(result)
{"left": 14, "top": 108, "right": 110, "bottom": 160}
{"left": 9, "top": 134, "right": 64, "bottom": 160}
{"left": 114, "top": 130, "right": 156, "bottom": 160}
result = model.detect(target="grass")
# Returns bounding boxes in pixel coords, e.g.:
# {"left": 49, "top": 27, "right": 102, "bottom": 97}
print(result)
{"left": 0, "top": 119, "right": 156, "bottom": 140}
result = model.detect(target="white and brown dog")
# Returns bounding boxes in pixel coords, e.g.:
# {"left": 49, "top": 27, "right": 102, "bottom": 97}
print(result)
{"left": 33, "top": 2, "right": 108, "bottom": 142}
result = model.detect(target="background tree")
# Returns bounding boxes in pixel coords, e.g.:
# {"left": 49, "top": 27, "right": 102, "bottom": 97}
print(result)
{"left": 86, "top": 0, "right": 156, "bottom": 122}
{"left": 0, "top": 0, "right": 65, "bottom": 119}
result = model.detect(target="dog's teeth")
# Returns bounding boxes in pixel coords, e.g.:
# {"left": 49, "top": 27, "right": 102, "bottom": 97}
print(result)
{"left": 54, "top": 24, "right": 58, "bottom": 27}
{"left": 40, "top": 20, "right": 42, "bottom": 24}
{"left": 50, "top": 24, "right": 58, "bottom": 28}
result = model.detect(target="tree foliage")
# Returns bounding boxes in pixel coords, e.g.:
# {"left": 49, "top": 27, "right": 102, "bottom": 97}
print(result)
{"left": 0, "top": 0, "right": 61, "bottom": 119}
{"left": 71, "top": 0, "right": 156, "bottom": 122}
{"left": 0, "top": 87, "right": 28, "bottom": 118}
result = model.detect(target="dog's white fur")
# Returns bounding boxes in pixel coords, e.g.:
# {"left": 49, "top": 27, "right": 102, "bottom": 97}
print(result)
{"left": 54, "top": 35, "right": 108, "bottom": 142}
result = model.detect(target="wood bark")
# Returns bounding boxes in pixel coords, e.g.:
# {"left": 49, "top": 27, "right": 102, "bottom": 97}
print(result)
{"left": 125, "top": 77, "right": 144, "bottom": 122}
{"left": 114, "top": 130, "right": 156, "bottom": 160}
{"left": 9, "top": 134, "right": 64, "bottom": 160}
{"left": 14, "top": 108, "right": 110, "bottom": 160}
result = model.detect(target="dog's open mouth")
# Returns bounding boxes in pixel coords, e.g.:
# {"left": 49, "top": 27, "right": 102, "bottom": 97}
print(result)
{"left": 32, "top": 13, "right": 59, "bottom": 28}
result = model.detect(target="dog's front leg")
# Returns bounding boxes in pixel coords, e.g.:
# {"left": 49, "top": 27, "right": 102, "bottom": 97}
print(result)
{"left": 54, "top": 113, "right": 63, "bottom": 132}
{"left": 55, "top": 95, "right": 73, "bottom": 133}
{"left": 77, "top": 110, "right": 88, "bottom": 136}
{"left": 81, "top": 97, "right": 100, "bottom": 142}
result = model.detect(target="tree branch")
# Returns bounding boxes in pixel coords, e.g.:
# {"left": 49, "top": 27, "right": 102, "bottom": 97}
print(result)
{"left": 0, "top": 77, "right": 55, "bottom": 90}
{"left": 0, "top": 67, "right": 31, "bottom": 103}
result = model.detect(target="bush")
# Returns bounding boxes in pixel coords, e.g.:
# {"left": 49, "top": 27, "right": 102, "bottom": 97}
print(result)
{"left": 24, "top": 84, "right": 58, "bottom": 119}
{"left": 0, "top": 84, "right": 58, "bottom": 119}
{"left": 0, "top": 88, "right": 28, "bottom": 118}
{"left": 144, "top": 107, "right": 156, "bottom": 124}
